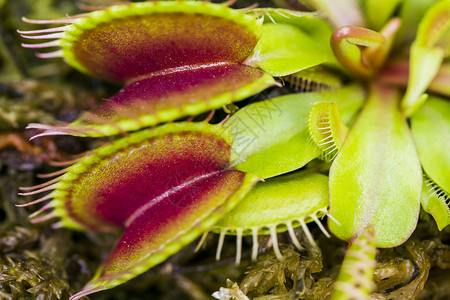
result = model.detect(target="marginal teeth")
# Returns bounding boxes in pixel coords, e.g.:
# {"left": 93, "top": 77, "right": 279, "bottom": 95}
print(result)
{"left": 30, "top": 211, "right": 57, "bottom": 223}
{"left": 20, "top": 32, "right": 65, "bottom": 39}
{"left": 300, "top": 218, "right": 316, "bottom": 247}
{"left": 235, "top": 228, "right": 243, "bottom": 264}
{"left": 18, "top": 176, "right": 62, "bottom": 192}
{"left": 269, "top": 226, "right": 282, "bottom": 259}
{"left": 26, "top": 122, "right": 96, "bottom": 140}
{"left": 28, "top": 203, "right": 53, "bottom": 219}
{"left": 194, "top": 231, "right": 209, "bottom": 253}
{"left": 251, "top": 227, "right": 259, "bottom": 261}
{"left": 49, "top": 158, "right": 82, "bottom": 167}
{"left": 216, "top": 229, "right": 227, "bottom": 261}
{"left": 308, "top": 102, "right": 348, "bottom": 162}
{"left": 21, "top": 40, "right": 61, "bottom": 49}
{"left": 312, "top": 214, "right": 331, "bottom": 238}
{"left": 15, "top": 194, "right": 53, "bottom": 207}
{"left": 37, "top": 167, "right": 71, "bottom": 179}
{"left": 51, "top": 221, "right": 64, "bottom": 229}
{"left": 22, "top": 16, "right": 78, "bottom": 24}
{"left": 286, "top": 221, "right": 303, "bottom": 250}
{"left": 17, "top": 25, "right": 71, "bottom": 35}
{"left": 35, "top": 50, "right": 64, "bottom": 59}
{"left": 212, "top": 210, "right": 330, "bottom": 263}
{"left": 263, "top": 11, "right": 277, "bottom": 24}
{"left": 17, "top": 183, "right": 58, "bottom": 196}
{"left": 327, "top": 213, "right": 340, "bottom": 225}
{"left": 426, "top": 177, "right": 448, "bottom": 199}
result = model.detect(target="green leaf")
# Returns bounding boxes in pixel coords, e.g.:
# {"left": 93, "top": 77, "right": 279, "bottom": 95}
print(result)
{"left": 401, "top": 0, "right": 450, "bottom": 116}
{"left": 213, "top": 171, "right": 329, "bottom": 260}
{"left": 329, "top": 84, "right": 422, "bottom": 247}
{"left": 421, "top": 175, "right": 450, "bottom": 231}
{"left": 251, "top": 8, "right": 334, "bottom": 52}
{"left": 225, "top": 84, "right": 365, "bottom": 179}
{"left": 216, "top": 171, "right": 329, "bottom": 232}
{"left": 248, "top": 23, "right": 328, "bottom": 76}
{"left": 401, "top": 45, "right": 443, "bottom": 116}
{"left": 308, "top": 102, "right": 348, "bottom": 162}
{"left": 411, "top": 96, "right": 450, "bottom": 193}
{"left": 247, "top": 8, "right": 339, "bottom": 74}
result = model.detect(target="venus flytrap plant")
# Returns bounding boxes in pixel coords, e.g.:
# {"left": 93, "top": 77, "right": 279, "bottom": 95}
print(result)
{"left": 20, "top": 1, "right": 273, "bottom": 138}
{"left": 16, "top": 0, "right": 450, "bottom": 298}
{"left": 307, "top": 101, "right": 348, "bottom": 162}
{"left": 209, "top": 171, "right": 330, "bottom": 263}
{"left": 20, "top": 1, "right": 337, "bottom": 139}
{"left": 20, "top": 121, "right": 260, "bottom": 299}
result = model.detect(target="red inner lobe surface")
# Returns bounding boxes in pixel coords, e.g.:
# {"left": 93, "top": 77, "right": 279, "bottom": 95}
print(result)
{"left": 72, "top": 13, "right": 259, "bottom": 83}
{"left": 97, "top": 170, "right": 246, "bottom": 276}
{"left": 83, "top": 64, "right": 264, "bottom": 123}
{"left": 66, "top": 131, "right": 231, "bottom": 230}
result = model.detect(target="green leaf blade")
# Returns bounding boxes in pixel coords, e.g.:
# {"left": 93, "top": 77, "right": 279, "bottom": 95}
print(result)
{"left": 401, "top": 0, "right": 450, "bottom": 116}
{"left": 411, "top": 96, "right": 450, "bottom": 193}
{"left": 248, "top": 23, "right": 328, "bottom": 76}
{"left": 329, "top": 85, "right": 422, "bottom": 247}
{"left": 225, "top": 84, "right": 365, "bottom": 179}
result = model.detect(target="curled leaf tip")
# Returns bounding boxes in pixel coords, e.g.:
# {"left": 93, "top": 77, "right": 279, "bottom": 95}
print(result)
{"left": 330, "top": 26, "right": 385, "bottom": 77}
